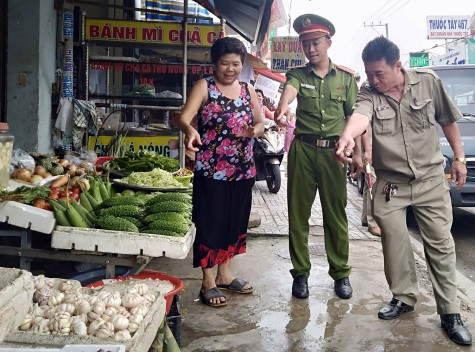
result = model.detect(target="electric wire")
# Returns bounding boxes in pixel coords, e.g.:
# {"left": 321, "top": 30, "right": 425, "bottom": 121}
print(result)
{"left": 364, "top": 0, "right": 394, "bottom": 23}
{"left": 380, "top": 0, "right": 412, "bottom": 22}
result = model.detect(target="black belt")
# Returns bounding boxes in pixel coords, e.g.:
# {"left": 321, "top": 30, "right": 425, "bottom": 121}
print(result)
{"left": 296, "top": 135, "right": 338, "bottom": 148}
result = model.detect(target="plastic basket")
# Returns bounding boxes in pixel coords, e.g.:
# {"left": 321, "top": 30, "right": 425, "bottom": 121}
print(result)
{"left": 85, "top": 269, "right": 183, "bottom": 314}
{"left": 172, "top": 169, "right": 193, "bottom": 186}
{"left": 95, "top": 156, "right": 114, "bottom": 171}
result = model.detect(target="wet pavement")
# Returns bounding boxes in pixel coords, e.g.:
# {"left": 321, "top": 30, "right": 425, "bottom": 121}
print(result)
{"left": 149, "top": 164, "right": 475, "bottom": 352}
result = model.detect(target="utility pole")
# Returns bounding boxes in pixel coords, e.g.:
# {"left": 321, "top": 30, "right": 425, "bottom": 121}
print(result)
{"left": 364, "top": 22, "right": 389, "bottom": 38}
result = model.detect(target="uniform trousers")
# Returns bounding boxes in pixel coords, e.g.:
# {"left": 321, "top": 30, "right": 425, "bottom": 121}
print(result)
{"left": 361, "top": 166, "right": 378, "bottom": 228}
{"left": 287, "top": 138, "right": 351, "bottom": 280}
{"left": 373, "top": 174, "right": 460, "bottom": 314}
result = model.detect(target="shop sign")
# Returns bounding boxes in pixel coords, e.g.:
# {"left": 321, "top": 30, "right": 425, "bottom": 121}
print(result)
{"left": 433, "top": 44, "right": 467, "bottom": 66}
{"left": 409, "top": 52, "right": 429, "bottom": 67}
{"left": 63, "top": 9, "right": 74, "bottom": 98}
{"left": 88, "top": 135, "right": 178, "bottom": 157}
{"left": 90, "top": 62, "right": 214, "bottom": 75}
{"left": 85, "top": 18, "right": 224, "bottom": 46}
{"left": 271, "top": 36, "right": 306, "bottom": 73}
{"left": 426, "top": 16, "right": 471, "bottom": 39}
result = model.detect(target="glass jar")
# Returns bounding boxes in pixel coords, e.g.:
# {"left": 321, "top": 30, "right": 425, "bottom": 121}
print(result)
{"left": 0, "top": 123, "right": 14, "bottom": 187}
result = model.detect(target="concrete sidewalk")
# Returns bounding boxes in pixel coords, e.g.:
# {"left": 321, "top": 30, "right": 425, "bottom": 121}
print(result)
{"left": 149, "top": 167, "right": 475, "bottom": 352}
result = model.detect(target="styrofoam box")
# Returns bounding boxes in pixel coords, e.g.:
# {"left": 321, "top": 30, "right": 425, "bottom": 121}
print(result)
{"left": 0, "top": 268, "right": 35, "bottom": 342}
{"left": 51, "top": 224, "right": 196, "bottom": 259}
{"left": 0, "top": 201, "right": 56, "bottom": 234}
{"left": 5, "top": 280, "right": 167, "bottom": 352}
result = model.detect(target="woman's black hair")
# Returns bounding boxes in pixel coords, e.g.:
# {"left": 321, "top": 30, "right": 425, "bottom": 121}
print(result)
{"left": 210, "top": 37, "right": 247, "bottom": 64}
{"left": 362, "top": 36, "right": 400, "bottom": 67}
{"left": 255, "top": 89, "right": 265, "bottom": 97}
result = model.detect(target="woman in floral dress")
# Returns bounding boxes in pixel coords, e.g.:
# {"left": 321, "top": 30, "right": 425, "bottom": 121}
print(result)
{"left": 178, "top": 37, "right": 264, "bottom": 307}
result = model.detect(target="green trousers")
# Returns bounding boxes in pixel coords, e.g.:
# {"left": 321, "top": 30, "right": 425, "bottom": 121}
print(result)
{"left": 287, "top": 139, "right": 351, "bottom": 280}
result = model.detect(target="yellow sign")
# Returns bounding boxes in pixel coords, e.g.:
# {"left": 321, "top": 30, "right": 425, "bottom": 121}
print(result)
{"left": 85, "top": 19, "right": 224, "bottom": 46}
{"left": 88, "top": 135, "right": 178, "bottom": 158}
{"left": 271, "top": 36, "right": 307, "bottom": 72}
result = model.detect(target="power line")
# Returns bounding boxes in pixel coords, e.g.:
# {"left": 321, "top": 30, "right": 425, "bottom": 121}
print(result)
{"left": 380, "top": 0, "right": 412, "bottom": 22}
{"left": 376, "top": 0, "right": 405, "bottom": 20}
{"left": 364, "top": 0, "right": 394, "bottom": 23}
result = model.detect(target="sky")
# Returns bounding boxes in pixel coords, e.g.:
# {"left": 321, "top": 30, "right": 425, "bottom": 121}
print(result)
{"left": 276, "top": 0, "right": 475, "bottom": 80}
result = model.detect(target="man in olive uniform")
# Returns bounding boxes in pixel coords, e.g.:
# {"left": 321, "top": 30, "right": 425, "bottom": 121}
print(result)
{"left": 274, "top": 14, "right": 360, "bottom": 300}
{"left": 335, "top": 36, "right": 472, "bottom": 346}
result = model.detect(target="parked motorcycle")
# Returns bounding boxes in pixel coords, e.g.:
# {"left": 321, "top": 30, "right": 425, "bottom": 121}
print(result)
{"left": 253, "top": 120, "right": 285, "bottom": 193}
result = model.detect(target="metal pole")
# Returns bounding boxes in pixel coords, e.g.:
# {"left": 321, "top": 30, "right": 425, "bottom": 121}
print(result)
{"left": 179, "top": 0, "right": 189, "bottom": 169}
{"left": 385, "top": 23, "right": 389, "bottom": 39}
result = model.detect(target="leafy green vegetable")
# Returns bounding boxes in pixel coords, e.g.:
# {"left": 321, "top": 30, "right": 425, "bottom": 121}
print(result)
{"left": 120, "top": 168, "right": 183, "bottom": 188}
{"left": 106, "top": 150, "right": 179, "bottom": 174}
{"left": 0, "top": 186, "right": 51, "bottom": 204}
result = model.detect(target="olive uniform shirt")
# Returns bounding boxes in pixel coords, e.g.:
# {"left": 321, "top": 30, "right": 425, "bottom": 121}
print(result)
{"left": 353, "top": 68, "right": 462, "bottom": 182}
{"left": 285, "top": 61, "right": 358, "bottom": 136}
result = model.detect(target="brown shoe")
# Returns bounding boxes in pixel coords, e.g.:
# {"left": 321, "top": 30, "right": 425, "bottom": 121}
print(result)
{"left": 369, "top": 226, "right": 381, "bottom": 237}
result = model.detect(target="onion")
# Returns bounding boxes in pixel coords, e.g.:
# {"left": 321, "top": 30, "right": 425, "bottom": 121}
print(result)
{"left": 13, "top": 168, "right": 32, "bottom": 182}
{"left": 34, "top": 165, "right": 47, "bottom": 177}
{"left": 59, "top": 158, "right": 70, "bottom": 167}
{"left": 30, "top": 175, "right": 44, "bottom": 184}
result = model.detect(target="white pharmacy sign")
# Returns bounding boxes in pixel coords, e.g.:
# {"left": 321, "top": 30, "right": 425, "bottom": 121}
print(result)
{"left": 433, "top": 45, "right": 467, "bottom": 66}
{"left": 426, "top": 16, "right": 471, "bottom": 39}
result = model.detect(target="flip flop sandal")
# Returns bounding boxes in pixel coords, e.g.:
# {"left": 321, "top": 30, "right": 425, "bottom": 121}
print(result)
{"left": 199, "top": 287, "right": 227, "bottom": 307}
{"left": 217, "top": 278, "right": 254, "bottom": 294}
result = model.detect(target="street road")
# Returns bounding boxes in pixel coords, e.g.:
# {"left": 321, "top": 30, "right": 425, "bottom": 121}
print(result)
{"left": 409, "top": 207, "right": 475, "bottom": 284}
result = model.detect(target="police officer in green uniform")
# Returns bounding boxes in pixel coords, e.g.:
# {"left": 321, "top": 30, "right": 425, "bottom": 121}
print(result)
{"left": 274, "top": 14, "right": 360, "bottom": 300}
{"left": 336, "top": 36, "right": 472, "bottom": 346}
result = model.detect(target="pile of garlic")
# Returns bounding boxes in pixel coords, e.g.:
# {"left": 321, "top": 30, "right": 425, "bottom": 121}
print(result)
{"left": 18, "top": 275, "right": 160, "bottom": 341}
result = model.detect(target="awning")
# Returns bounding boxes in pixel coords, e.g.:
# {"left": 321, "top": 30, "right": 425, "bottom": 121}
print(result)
{"left": 194, "top": 0, "right": 274, "bottom": 47}
{"left": 254, "top": 68, "right": 286, "bottom": 84}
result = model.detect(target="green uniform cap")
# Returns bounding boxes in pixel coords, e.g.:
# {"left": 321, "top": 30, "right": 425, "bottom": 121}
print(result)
{"left": 293, "top": 14, "right": 336, "bottom": 39}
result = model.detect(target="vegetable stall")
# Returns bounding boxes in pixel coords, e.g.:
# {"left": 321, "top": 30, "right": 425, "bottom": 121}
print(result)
{"left": 0, "top": 149, "right": 192, "bottom": 351}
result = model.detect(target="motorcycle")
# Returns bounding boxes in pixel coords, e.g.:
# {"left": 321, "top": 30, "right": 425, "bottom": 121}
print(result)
{"left": 253, "top": 120, "right": 285, "bottom": 193}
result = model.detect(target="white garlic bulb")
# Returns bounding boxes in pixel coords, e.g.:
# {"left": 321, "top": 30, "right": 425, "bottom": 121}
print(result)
{"left": 131, "top": 283, "right": 149, "bottom": 296}
{"left": 114, "top": 330, "right": 132, "bottom": 341}
{"left": 121, "top": 292, "right": 144, "bottom": 309}
{"left": 103, "top": 292, "right": 121, "bottom": 308}
{"left": 19, "top": 314, "right": 33, "bottom": 331}
{"left": 76, "top": 300, "right": 91, "bottom": 315}
{"left": 130, "top": 305, "right": 149, "bottom": 317}
{"left": 72, "top": 320, "right": 87, "bottom": 336}
{"left": 111, "top": 314, "right": 129, "bottom": 331}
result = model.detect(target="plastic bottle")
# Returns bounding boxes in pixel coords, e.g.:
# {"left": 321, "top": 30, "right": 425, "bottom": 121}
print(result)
{"left": 0, "top": 123, "right": 14, "bottom": 187}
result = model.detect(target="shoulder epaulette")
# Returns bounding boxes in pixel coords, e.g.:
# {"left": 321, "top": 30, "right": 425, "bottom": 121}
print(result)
{"left": 415, "top": 67, "right": 437, "bottom": 76}
{"left": 334, "top": 64, "right": 356, "bottom": 75}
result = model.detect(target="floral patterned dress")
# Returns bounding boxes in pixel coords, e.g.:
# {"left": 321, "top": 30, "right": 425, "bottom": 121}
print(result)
{"left": 195, "top": 77, "right": 256, "bottom": 181}
{"left": 192, "top": 77, "right": 256, "bottom": 268}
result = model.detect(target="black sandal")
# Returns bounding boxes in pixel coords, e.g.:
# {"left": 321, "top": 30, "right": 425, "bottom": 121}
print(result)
{"left": 199, "top": 287, "right": 227, "bottom": 307}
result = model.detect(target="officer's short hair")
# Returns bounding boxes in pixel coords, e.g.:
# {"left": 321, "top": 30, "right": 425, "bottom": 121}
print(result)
{"left": 211, "top": 37, "right": 247, "bottom": 65}
{"left": 362, "top": 36, "right": 400, "bottom": 67}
